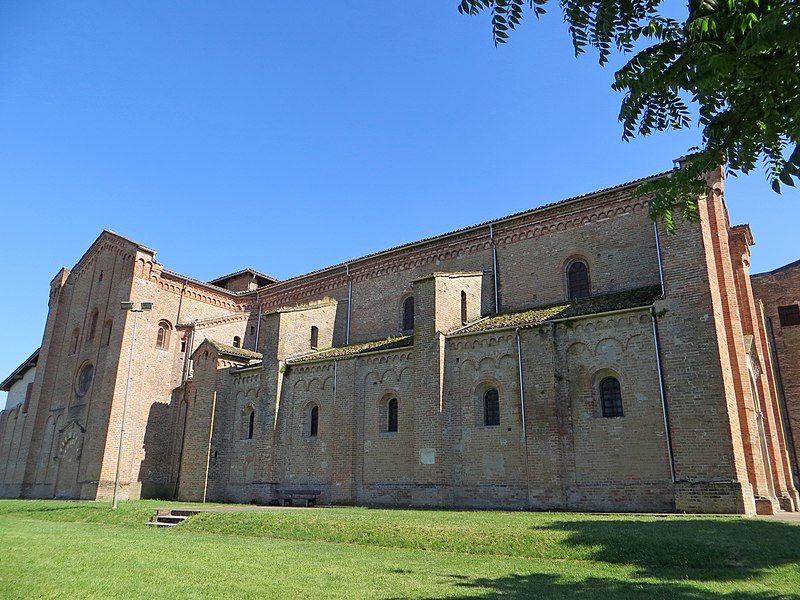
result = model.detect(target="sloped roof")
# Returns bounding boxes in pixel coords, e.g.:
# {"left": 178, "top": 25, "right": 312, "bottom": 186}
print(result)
{"left": 452, "top": 286, "right": 662, "bottom": 335}
{"left": 208, "top": 268, "right": 280, "bottom": 287}
{"left": 287, "top": 336, "right": 413, "bottom": 364}
{"left": 205, "top": 339, "right": 263, "bottom": 361}
{"left": 0, "top": 349, "right": 40, "bottom": 391}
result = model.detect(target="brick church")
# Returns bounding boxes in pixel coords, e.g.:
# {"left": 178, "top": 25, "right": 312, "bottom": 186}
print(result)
{"left": 1, "top": 165, "right": 798, "bottom": 516}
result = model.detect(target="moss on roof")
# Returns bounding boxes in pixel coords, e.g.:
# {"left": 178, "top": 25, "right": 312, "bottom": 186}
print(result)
{"left": 453, "top": 286, "right": 662, "bottom": 335}
{"left": 206, "top": 339, "right": 263, "bottom": 360}
{"left": 288, "top": 336, "right": 413, "bottom": 364}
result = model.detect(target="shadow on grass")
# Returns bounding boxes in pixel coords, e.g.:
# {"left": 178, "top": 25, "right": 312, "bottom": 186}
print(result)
{"left": 541, "top": 518, "right": 800, "bottom": 580}
{"left": 390, "top": 572, "right": 798, "bottom": 600}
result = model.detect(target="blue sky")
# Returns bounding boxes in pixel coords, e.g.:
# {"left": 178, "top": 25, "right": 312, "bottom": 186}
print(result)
{"left": 0, "top": 1, "right": 797, "bottom": 400}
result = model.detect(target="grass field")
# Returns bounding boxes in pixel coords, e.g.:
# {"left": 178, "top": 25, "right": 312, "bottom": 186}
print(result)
{"left": 0, "top": 500, "right": 798, "bottom": 599}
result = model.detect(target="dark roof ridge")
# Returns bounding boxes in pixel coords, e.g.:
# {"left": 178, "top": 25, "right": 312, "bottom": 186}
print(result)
{"left": 752, "top": 258, "right": 800, "bottom": 276}
{"left": 0, "top": 348, "right": 40, "bottom": 391}
{"left": 238, "top": 170, "right": 671, "bottom": 299}
{"left": 208, "top": 268, "right": 280, "bottom": 286}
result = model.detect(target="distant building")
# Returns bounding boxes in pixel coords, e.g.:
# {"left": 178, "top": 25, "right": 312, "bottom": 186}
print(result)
{"left": 0, "top": 165, "right": 798, "bottom": 515}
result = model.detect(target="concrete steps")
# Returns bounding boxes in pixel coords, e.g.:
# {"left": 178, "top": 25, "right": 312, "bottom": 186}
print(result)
{"left": 147, "top": 508, "right": 201, "bottom": 528}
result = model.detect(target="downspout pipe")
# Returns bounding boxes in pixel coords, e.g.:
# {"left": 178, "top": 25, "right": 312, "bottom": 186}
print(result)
{"left": 346, "top": 265, "right": 353, "bottom": 345}
{"left": 516, "top": 328, "right": 531, "bottom": 503}
{"left": 653, "top": 222, "right": 666, "bottom": 297}
{"left": 490, "top": 225, "right": 499, "bottom": 314}
{"left": 202, "top": 391, "right": 218, "bottom": 503}
{"left": 651, "top": 307, "right": 676, "bottom": 483}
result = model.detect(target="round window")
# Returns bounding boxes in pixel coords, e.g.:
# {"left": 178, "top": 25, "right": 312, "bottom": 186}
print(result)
{"left": 75, "top": 363, "right": 94, "bottom": 397}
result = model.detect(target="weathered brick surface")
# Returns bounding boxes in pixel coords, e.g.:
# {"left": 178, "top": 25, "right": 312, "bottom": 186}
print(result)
{"left": 752, "top": 260, "right": 800, "bottom": 508}
{"left": 1, "top": 173, "right": 798, "bottom": 515}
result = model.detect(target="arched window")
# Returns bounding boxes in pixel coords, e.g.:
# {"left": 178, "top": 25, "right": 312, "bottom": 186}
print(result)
{"left": 600, "top": 377, "right": 623, "bottom": 418}
{"left": 484, "top": 388, "right": 500, "bottom": 426}
{"left": 241, "top": 406, "right": 255, "bottom": 440}
{"left": 232, "top": 336, "right": 241, "bottom": 348}
{"left": 87, "top": 310, "right": 99, "bottom": 341}
{"left": 101, "top": 320, "right": 113, "bottom": 347}
{"left": 310, "top": 326, "right": 319, "bottom": 350}
{"left": 309, "top": 405, "right": 319, "bottom": 437}
{"left": 156, "top": 321, "right": 172, "bottom": 350}
{"left": 461, "top": 291, "right": 468, "bottom": 325}
{"left": 567, "top": 260, "right": 591, "bottom": 300}
{"left": 402, "top": 296, "right": 414, "bottom": 331}
{"left": 70, "top": 328, "right": 80, "bottom": 355}
{"left": 387, "top": 397, "right": 398, "bottom": 433}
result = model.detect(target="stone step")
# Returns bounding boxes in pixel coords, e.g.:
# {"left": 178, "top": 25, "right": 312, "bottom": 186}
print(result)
{"left": 148, "top": 511, "right": 193, "bottom": 527}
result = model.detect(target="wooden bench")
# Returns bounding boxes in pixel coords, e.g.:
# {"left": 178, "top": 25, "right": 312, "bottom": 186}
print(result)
{"left": 276, "top": 488, "right": 321, "bottom": 507}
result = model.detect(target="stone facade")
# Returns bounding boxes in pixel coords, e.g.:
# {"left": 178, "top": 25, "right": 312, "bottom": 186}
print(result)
{"left": 1, "top": 166, "right": 799, "bottom": 515}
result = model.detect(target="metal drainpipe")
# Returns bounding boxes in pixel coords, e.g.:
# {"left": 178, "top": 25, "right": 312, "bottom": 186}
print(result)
{"left": 516, "top": 329, "right": 531, "bottom": 502}
{"left": 176, "top": 278, "right": 188, "bottom": 326}
{"left": 254, "top": 291, "right": 262, "bottom": 353}
{"left": 346, "top": 265, "right": 353, "bottom": 345}
{"left": 490, "top": 225, "right": 499, "bottom": 314}
{"left": 182, "top": 325, "right": 196, "bottom": 384}
{"left": 651, "top": 307, "right": 676, "bottom": 483}
{"left": 653, "top": 222, "right": 665, "bottom": 296}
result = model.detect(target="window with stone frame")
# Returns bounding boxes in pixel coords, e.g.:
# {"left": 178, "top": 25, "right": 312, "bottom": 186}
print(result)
{"left": 778, "top": 304, "right": 800, "bottom": 327}
{"left": 484, "top": 388, "right": 500, "bottom": 426}
{"left": 156, "top": 321, "right": 172, "bottom": 350}
{"left": 600, "top": 376, "right": 624, "bottom": 418}
{"left": 310, "top": 326, "right": 319, "bottom": 350}
{"left": 241, "top": 405, "right": 255, "bottom": 440}
{"left": 567, "top": 260, "right": 591, "bottom": 300}
{"left": 304, "top": 403, "right": 319, "bottom": 438}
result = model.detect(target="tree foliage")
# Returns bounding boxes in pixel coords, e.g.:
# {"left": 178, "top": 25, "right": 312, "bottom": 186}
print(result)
{"left": 459, "top": 0, "right": 800, "bottom": 226}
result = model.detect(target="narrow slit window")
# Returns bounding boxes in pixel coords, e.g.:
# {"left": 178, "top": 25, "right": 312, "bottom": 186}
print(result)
{"left": 309, "top": 405, "right": 319, "bottom": 437}
{"left": 387, "top": 397, "right": 398, "bottom": 433}
{"left": 101, "top": 320, "right": 113, "bottom": 347}
{"left": 402, "top": 297, "right": 414, "bottom": 331}
{"left": 87, "top": 310, "right": 99, "bottom": 341}
{"left": 248, "top": 409, "right": 255, "bottom": 439}
{"left": 484, "top": 388, "right": 500, "bottom": 426}
{"left": 461, "top": 291, "right": 468, "bottom": 324}
{"left": 310, "top": 326, "right": 319, "bottom": 350}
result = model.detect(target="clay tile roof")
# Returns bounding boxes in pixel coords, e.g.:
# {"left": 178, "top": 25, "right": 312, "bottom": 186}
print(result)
{"left": 452, "top": 286, "right": 663, "bottom": 335}
{"left": 206, "top": 339, "right": 263, "bottom": 361}
{"left": 287, "top": 336, "right": 413, "bottom": 364}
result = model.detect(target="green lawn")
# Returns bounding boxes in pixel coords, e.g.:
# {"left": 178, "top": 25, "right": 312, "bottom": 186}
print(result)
{"left": 0, "top": 500, "right": 798, "bottom": 599}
